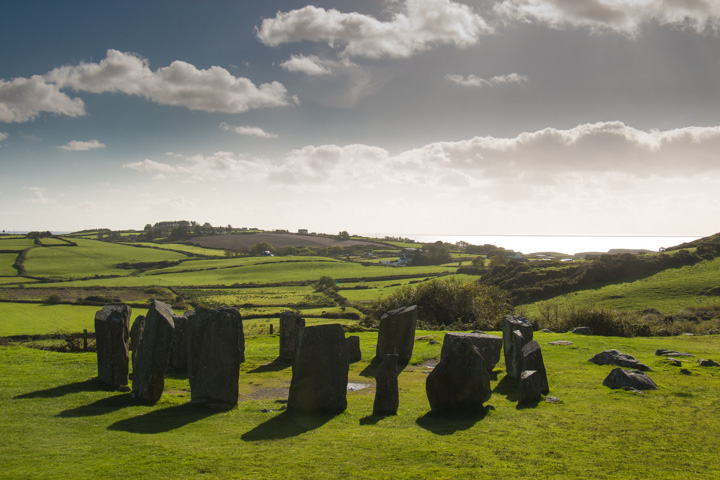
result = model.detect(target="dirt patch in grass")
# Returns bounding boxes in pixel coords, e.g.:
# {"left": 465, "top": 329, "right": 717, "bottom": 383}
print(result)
{"left": 186, "top": 233, "right": 382, "bottom": 250}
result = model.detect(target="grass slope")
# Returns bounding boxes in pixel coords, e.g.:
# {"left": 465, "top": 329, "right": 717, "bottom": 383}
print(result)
{"left": 1, "top": 332, "right": 719, "bottom": 479}
{"left": 24, "top": 238, "right": 190, "bottom": 280}
{"left": 523, "top": 256, "right": 720, "bottom": 314}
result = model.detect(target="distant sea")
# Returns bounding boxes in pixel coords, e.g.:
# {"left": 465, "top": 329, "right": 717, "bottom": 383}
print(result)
{"left": 362, "top": 234, "right": 702, "bottom": 256}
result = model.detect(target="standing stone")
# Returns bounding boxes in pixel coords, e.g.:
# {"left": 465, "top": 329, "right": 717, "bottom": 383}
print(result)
{"left": 518, "top": 370, "right": 543, "bottom": 404}
{"left": 502, "top": 315, "right": 533, "bottom": 379}
{"left": 169, "top": 313, "right": 189, "bottom": 370}
{"left": 132, "top": 300, "right": 175, "bottom": 404}
{"left": 129, "top": 314, "right": 145, "bottom": 374}
{"left": 373, "top": 354, "right": 399, "bottom": 415}
{"left": 94, "top": 305, "right": 131, "bottom": 388}
{"left": 346, "top": 335, "right": 362, "bottom": 363}
{"left": 287, "top": 324, "right": 349, "bottom": 414}
{"left": 441, "top": 332, "right": 502, "bottom": 373}
{"left": 426, "top": 336, "right": 491, "bottom": 413}
{"left": 377, "top": 305, "right": 418, "bottom": 365}
{"left": 187, "top": 307, "right": 245, "bottom": 407}
{"left": 279, "top": 311, "right": 305, "bottom": 361}
{"left": 521, "top": 340, "right": 549, "bottom": 395}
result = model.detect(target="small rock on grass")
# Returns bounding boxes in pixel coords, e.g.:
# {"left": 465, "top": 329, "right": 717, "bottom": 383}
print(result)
{"left": 656, "top": 349, "right": 694, "bottom": 357}
{"left": 548, "top": 341, "right": 574, "bottom": 346}
{"left": 698, "top": 359, "right": 720, "bottom": 367}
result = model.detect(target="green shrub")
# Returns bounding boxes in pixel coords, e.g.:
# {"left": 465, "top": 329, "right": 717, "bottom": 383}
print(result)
{"left": 370, "top": 277, "right": 512, "bottom": 330}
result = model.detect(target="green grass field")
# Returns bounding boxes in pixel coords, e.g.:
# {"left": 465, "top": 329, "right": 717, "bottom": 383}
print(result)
{"left": 1, "top": 331, "right": 719, "bottom": 479}
{"left": 0, "top": 253, "right": 18, "bottom": 276}
{"left": 0, "top": 237, "right": 36, "bottom": 250}
{"left": 124, "top": 242, "right": 226, "bottom": 257}
{"left": 23, "top": 238, "right": 190, "bottom": 280}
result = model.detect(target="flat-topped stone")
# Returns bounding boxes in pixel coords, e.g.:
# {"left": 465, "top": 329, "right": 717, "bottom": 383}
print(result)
{"left": 441, "top": 332, "right": 502, "bottom": 372}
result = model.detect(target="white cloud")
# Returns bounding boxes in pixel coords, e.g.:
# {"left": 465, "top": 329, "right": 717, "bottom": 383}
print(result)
{"left": 257, "top": 0, "right": 493, "bottom": 59}
{"left": 220, "top": 122, "right": 278, "bottom": 139}
{"left": 445, "top": 73, "right": 528, "bottom": 87}
{"left": 0, "top": 132, "right": 7, "bottom": 142}
{"left": 59, "top": 139, "right": 106, "bottom": 151}
{"left": 123, "top": 122, "right": 720, "bottom": 191}
{"left": 280, "top": 55, "right": 335, "bottom": 76}
{"left": 44, "top": 49, "right": 296, "bottom": 114}
{"left": 494, "top": 0, "right": 720, "bottom": 36}
{"left": 0, "top": 75, "right": 85, "bottom": 123}
{"left": 26, "top": 186, "right": 55, "bottom": 205}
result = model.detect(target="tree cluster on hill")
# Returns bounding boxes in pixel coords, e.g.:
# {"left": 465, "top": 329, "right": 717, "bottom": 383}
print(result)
{"left": 410, "top": 241, "right": 453, "bottom": 266}
{"left": 142, "top": 220, "right": 232, "bottom": 240}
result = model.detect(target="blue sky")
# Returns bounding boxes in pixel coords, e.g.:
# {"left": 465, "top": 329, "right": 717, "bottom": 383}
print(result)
{"left": 1, "top": 0, "right": 720, "bottom": 236}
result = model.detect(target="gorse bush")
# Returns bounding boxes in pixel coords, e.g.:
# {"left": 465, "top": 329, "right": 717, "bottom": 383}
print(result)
{"left": 528, "top": 301, "right": 720, "bottom": 337}
{"left": 370, "top": 277, "right": 512, "bottom": 330}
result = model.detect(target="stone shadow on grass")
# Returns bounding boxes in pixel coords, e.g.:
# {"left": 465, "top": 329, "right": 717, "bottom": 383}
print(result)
{"left": 108, "top": 403, "right": 220, "bottom": 434}
{"left": 164, "top": 369, "right": 189, "bottom": 380}
{"left": 246, "top": 357, "right": 292, "bottom": 374}
{"left": 415, "top": 407, "right": 491, "bottom": 435}
{"left": 15, "top": 378, "right": 111, "bottom": 399}
{"left": 241, "top": 410, "right": 337, "bottom": 441}
{"left": 359, "top": 414, "right": 388, "bottom": 426}
{"left": 57, "top": 393, "right": 134, "bottom": 417}
{"left": 517, "top": 398, "right": 541, "bottom": 410}
{"left": 493, "top": 375, "right": 519, "bottom": 403}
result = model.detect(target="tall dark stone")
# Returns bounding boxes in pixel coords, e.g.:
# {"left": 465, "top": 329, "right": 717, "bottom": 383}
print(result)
{"left": 287, "top": 324, "right": 349, "bottom": 414}
{"left": 169, "top": 313, "right": 189, "bottom": 370}
{"left": 502, "top": 315, "right": 533, "bottom": 379}
{"left": 345, "top": 335, "right": 362, "bottom": 363}
{"left": 94, "top": 305, "right": 131, "bottom": 388}
{"left": 377, "top": 305, "right": 417, "bottom": 365}
{"left": 518, "top": 370, "right": 543, "bottom": 404}
{"left": 279, "top": 311, "right": 305, "bottom": 361}
{"left": 426, "top": 336, "right": 491, "bottom": 413}
{"left": 521, "top": 340, "right": 549, "bottom": 395}
{"left": 441, "top": 332, "right": 502, "bottom": 373}
{"left": 132, "top": 300, "right": 175, "bottom": 404}
{"left": 373, "top": 354, "right": 399, "bottom": 416}
{"left": 129, "top": 314, "right": 145, "bottom": 374}
{"left": 187, "top": 307, "right": 245, "bottom": 407}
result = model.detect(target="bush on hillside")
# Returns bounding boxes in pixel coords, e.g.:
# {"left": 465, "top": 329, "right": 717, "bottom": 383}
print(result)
{"left": 370, "top": 277, "right": 512, "bottom": 330}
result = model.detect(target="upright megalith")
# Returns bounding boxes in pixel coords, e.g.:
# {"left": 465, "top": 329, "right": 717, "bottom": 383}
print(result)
{"left": 521, "top": 340, "right": 549, "bottom": 395}
{"left": 373, "top": 354, "right": 399, "bottom": 416}
{"left": 376, "top": 305, "right": 418, "bottom": 365}
{"left": 346, "top": 335, "right": 362, "bottom": 364}
{"left": 279, "top": 311, "right": 305, "bottom": 361}
{"left": 129, "top": 314, "right": 145, "bottom": 374}
{"left": 502, "top": 315, "right": 533, "bottom": 379}
{"left": 132, "top": 300, "right": 175, "bottom": 404}
{"left": 441, "top": 332, "right": 502, "bottom": 373}
{"left": 169, "top": 313, "right": 189, "bottom": 370}
{"left": 519, "top": 370, "right": 543, "bottom": 405}
{"left": 287, "top": 324, "right": 349, "bottom": 414}
{"left": 94, "top": 304, "right": 131, "bottom": 388}
{"left": 187, "top": 307, "right": 245, "bottom": 407}
{"left": 426, "top": 336, "right": 491, "bottom": 413}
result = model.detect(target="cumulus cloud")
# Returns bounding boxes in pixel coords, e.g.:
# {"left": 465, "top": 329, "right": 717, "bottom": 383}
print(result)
{"left": 257, "top": 0, "right": 493, "bottom": 59}
{"left": 59, "top": 139, "right": 106, "bottom": 151}
{"left": 494, "top": 0, "right": 720, "bottom": 36}
{"left": 0, "top": 75, "right": 85, "bottom": 123}
{"left": 45, "top": 49, "right": 296, "bottom": 114}
{"left": 0, "top": 132, "right": 7, "bottom": 142}
{"left": 219, "top": 122, "right": 278, "bottom": 139}
{"left": 123, "top": 122, "right": 720, "bottom": 190}
{"left": 445, "top": 73, "right": 528, "bottom": 87}
{"left": 280, "top": 55, "right": 335, "bottom": 76}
